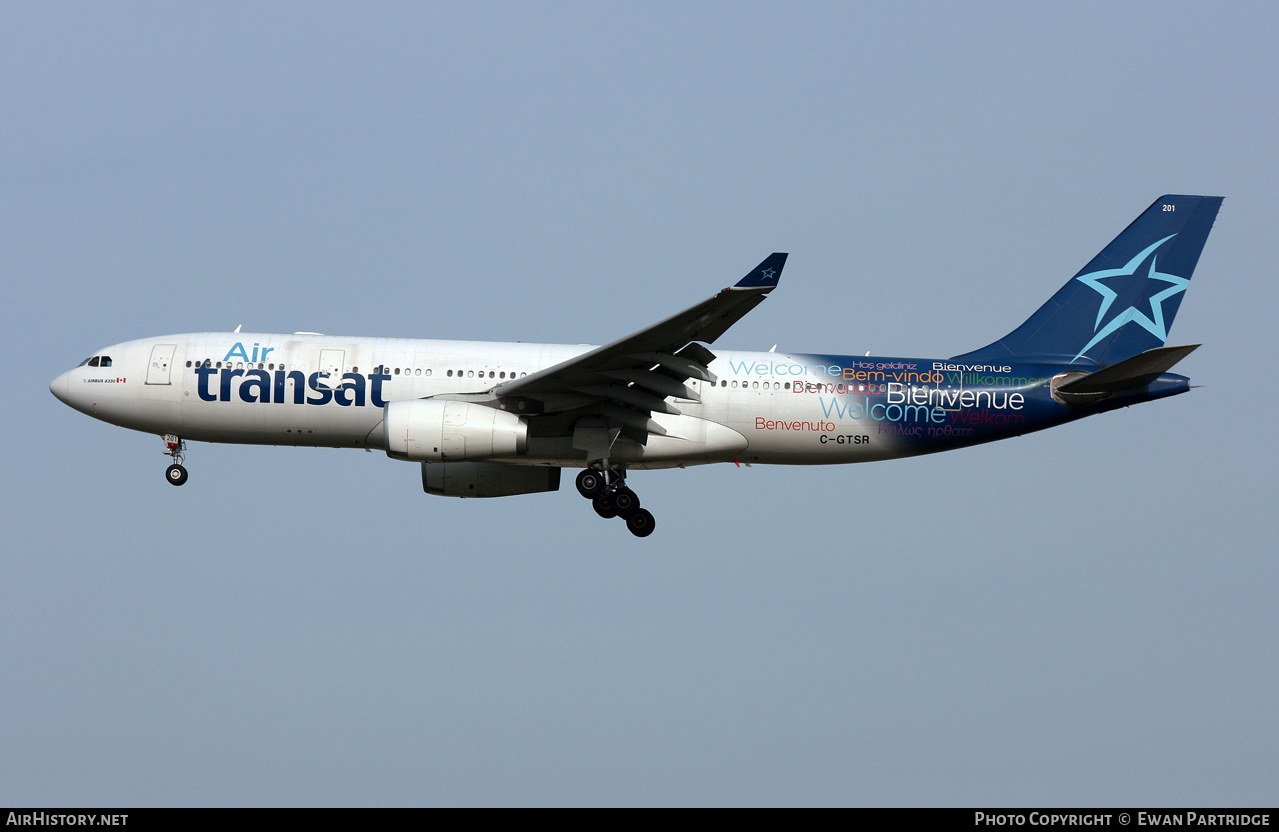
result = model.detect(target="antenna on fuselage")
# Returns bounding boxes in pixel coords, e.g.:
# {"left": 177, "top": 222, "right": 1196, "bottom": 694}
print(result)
{"left": 233, "top": 324, "right": 242, "bottom": 333}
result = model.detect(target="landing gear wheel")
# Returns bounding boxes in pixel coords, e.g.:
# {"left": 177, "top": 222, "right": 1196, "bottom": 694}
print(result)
{"left": 593, "top": 492, "right": 618, "bottom": 518}
{"left": 161, "top": 435, "right": 188, "bottom": 486}
{"left": 612, "top": 487, "right": 639, "bottom": 516}
{"left": 165, "top": 464, "right": 189, "bottom": 486}
{"left": 626, "top": 508, "right": 655, "bottom": 538}
{"left": 576, "top": 469, "right": 605, "bottom": 499}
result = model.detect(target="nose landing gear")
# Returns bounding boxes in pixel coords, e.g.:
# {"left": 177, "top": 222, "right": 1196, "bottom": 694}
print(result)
{"left": 575, "top": 464, "right": 655, "bottom": 538}
{"left": 163, "top": 434, "right": 188, "bottom": 486}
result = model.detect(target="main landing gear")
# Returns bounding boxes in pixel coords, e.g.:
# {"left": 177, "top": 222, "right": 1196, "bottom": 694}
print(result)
{"left": 575, "top": 465, "right": 655, "bottom": 538}
{"left": 163, "top": 434, "right": 189, "bottom": 486}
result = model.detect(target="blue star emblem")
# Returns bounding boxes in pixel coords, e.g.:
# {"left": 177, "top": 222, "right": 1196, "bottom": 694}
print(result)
{"left": 759, "top": 268, "right": 777, "bottom": 283}
{"left": 1072, "top": 234, "right": 1188, "bottom": 362}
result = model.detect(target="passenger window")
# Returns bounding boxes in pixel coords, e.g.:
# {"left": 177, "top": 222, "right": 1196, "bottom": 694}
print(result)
{"left": 426, "top": 369, "right": 432, "bottom": 377}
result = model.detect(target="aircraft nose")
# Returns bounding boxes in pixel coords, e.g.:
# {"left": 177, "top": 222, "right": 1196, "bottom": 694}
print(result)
{"left": 50, "top": 370, "right": 71, "bottom": 405}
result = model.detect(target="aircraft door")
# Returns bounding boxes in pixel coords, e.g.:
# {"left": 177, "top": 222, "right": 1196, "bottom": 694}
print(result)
{"left": 319, "top": 349, "right": 345, "bottom": 388}
{"left": 145, "top": 344, "right": 177, "bottom": 385}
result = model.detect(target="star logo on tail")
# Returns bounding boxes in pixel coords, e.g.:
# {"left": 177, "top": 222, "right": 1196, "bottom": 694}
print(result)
{"left": 1072, "top": 234, "right": 1188, "bottom": 362}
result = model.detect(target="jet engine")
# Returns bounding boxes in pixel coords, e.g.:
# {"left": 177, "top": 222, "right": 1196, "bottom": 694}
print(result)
{"left": 384, "top": 399, "right": 528, "bottom": 462}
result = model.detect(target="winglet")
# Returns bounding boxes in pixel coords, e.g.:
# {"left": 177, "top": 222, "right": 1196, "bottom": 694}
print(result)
{"left": 732, "top": 253, "right": 788, "bottom": 290}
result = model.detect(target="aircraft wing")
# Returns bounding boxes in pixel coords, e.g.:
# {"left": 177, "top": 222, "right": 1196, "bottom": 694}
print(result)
{"left": 490, "top": 253, "right": 787, "bottom": 445}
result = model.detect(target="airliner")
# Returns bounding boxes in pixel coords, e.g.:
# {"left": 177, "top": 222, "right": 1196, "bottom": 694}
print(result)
{"left": 50, "top": 195, "right": 1222, "bottom": 537}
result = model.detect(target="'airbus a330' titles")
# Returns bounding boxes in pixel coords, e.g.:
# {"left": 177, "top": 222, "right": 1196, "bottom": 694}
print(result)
{"left": 51, "top": 195, "right": 1223, "bottom": 537}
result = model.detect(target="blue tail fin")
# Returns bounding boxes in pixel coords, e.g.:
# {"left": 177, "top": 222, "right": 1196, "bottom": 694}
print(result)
{"left": 952, "top": 195, "right": 1223, "bottom": 366}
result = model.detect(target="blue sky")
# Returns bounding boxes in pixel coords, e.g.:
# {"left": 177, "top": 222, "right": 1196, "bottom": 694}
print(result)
{"left": 3, "top": 2, "right": 1277, "bottom": 806}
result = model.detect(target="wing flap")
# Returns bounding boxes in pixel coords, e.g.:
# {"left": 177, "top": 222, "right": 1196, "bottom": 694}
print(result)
{"left": 572, "top": 384, "right": 682, "bottom": 415}
{"left": 598, "top": 369, "right": 699, "bottom": 401}
{"left": 627, "top": 350, "right": 718, "bottom": 383}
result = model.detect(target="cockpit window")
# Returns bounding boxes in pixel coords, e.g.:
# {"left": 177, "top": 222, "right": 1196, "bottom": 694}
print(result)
{"left": 78, "top": 358, "right": 92, "bottom": 367}
{"left": 88, "top": 357, "right": 100, "bottom": 367}
{"left": 100, "top": 356, "right": 112, "bottom": 367}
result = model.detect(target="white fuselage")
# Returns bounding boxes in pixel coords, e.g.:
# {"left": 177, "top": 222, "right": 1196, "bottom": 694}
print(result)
{"left": 50, "top": 332, "right": 905, "bottom": 470}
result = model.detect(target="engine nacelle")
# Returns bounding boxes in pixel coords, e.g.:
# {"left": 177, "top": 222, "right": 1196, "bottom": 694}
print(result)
{"left": 422, "top": 462, "right": 561, "bottom": 498}
{"left": 384, "top": 399, "right": 528, "bottom": 462}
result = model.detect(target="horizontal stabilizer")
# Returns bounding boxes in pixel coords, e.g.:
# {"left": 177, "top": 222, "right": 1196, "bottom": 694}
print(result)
{"left": 1056, "top": 343, "right": 1199, "bottom": 395}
